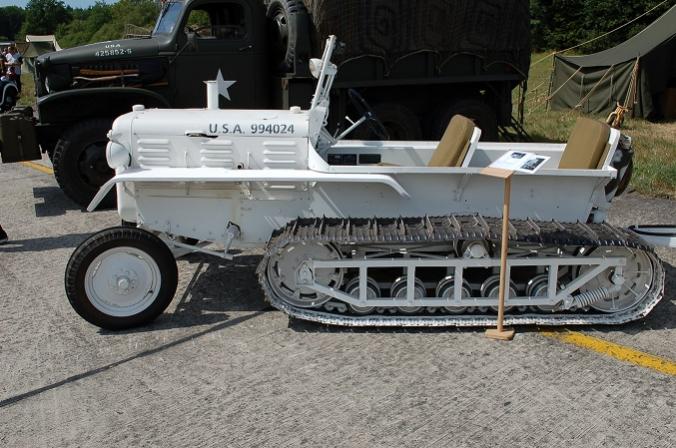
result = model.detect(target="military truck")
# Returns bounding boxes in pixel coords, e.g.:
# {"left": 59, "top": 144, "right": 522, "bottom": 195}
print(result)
{"left": 0, "top": 0, "right": 530, "bottom": 207}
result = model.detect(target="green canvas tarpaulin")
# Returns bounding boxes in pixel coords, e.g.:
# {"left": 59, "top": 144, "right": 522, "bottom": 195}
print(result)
{"left": 550, "top": 5, "right": 676, "bottom": 118}
{"left": 303, "top": 0, "right": 531, "bottom": 76}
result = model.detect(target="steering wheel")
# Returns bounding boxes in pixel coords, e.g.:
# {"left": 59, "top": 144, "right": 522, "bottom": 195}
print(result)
{"left": 186, "top": 25, "right": 210, "bottom": 37}
{"left": 218, "top": 25, "right": 244, "bottom": 39}
{"left": 347, "top": 89, "right": 390, "bottom": 140}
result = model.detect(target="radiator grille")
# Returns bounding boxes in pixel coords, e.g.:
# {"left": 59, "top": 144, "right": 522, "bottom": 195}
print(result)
{"left": 137, "top": 138, "right": 171, "bottom": 168}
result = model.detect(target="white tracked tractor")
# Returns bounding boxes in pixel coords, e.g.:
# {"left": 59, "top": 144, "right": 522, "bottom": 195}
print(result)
{"left": 66, "top": 36, "right": 664, "bottom": 330}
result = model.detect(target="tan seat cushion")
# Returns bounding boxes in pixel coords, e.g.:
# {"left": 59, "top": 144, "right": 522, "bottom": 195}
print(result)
{"left": 559, "top": 118, "right": 611, "bottom": 169}
{"left": 428, "top": 115, "right": 475, "bottom": 167}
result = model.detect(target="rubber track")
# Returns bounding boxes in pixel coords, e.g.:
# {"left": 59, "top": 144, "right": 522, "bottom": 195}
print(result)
{"left": 257, "top": 215, "right": 665, "bottom": 327}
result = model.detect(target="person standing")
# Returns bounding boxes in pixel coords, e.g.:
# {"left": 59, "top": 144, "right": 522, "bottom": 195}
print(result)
{"left": 5, "top": 45, "right": 22, "bottom": 92}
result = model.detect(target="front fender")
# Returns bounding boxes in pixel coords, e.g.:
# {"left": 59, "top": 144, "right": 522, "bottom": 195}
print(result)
{"left": 1, "top": 82, "right": 18, "bottom": 107}
{"left": 88, "top": 168, "right": 411, "bottom": 212}
{"left": 37, "top": 87, "right": 171, "bottom": 124}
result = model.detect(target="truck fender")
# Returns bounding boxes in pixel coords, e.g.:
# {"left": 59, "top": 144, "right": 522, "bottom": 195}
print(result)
{"left": 38, "top": 87, "right": 171, "bottom": 123}
{"left": 1, "top": 82, "right": 18, "bottom": 110}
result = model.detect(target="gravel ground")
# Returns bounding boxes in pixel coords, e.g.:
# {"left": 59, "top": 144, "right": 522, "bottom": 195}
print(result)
{"left": 0, "top": 160, "right": 674, "bottom": 448}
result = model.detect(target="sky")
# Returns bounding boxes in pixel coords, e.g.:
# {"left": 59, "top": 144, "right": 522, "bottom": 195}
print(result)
{"left": 0, "top": 1, "right": 117, "bottom": 7}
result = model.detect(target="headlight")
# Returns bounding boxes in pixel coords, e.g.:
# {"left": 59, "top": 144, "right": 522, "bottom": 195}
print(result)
{"left": 106, "top": 141, "right": 130, "bottom": 169}
{"left": 309, "top": 58, "right": 322, "bottom": 78}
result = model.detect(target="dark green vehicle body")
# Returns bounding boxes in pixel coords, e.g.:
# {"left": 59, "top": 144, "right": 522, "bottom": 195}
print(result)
{"left": 0, "top": 0, "right": 530, "bottom": 207}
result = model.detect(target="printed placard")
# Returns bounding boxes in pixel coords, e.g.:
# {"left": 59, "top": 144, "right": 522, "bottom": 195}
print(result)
{"left": 489, "top": 151, "right": 551, "bottom": 174}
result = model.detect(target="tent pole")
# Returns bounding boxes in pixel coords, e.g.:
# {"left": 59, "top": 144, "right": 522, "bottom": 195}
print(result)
{"left": 546, "top": 55, "right": 556, "bottom": 111}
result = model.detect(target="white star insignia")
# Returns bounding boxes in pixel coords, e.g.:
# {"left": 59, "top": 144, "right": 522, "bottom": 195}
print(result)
{"left": 216, "top": 70, "right": 236, "bottom": 101}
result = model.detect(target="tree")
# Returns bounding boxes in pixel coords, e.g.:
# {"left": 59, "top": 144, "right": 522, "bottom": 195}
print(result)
{"left": 56, "top": 0, "right": 159, "bottom": 47}
{"left": 56, "top": 1, "right": 113, "bottom": 48}
{"left": 580, "top": 0, "right": 672, "bottom": 52}
{"left": 530, "top": 0, "right": 586, "bottom": 51}
{"left": 0, "top": 6, "right": 25, "bottom": 41}
{"left": 20, "top": 0, "right": 71, "bottom": 37}
{"left": 90, "top": 0, "right": 158, "bottom": 43}
{"left": 530, "top": 0, "right": 674, "bottom": 51}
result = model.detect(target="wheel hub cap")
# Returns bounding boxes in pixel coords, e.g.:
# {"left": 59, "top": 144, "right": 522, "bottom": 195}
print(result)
{"left": 85, "top": 247, "right": 161, "bottom": 317}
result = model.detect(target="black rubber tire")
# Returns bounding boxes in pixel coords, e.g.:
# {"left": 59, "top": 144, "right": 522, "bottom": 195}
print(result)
{"left": 353, "top": 102, "right": 423, "bottom": 140}
{"left": 266, "top": 0, "right": 307, "bottom": 72}
{"left": 431, "top": 98, "right": 499, "bottom": 141}
{"left": 52, "top": 118, "right": 115, "bottom": 209}
{"left": 65, "top": 227, "right": 178, "bottom": 330}
{"left": 615, "top": 157, "right": 634, "bottom": 196}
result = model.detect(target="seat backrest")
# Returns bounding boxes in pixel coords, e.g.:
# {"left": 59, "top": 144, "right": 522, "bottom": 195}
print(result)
{"left": 428, "top": 115, "right": 476, "bottom": 167}
{"left": 559, "top": 118, "right": 611, "bottom": 169}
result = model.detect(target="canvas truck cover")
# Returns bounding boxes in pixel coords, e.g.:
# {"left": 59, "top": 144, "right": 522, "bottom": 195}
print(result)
{"left": 550, "top": 5, "right": 676, "bottom": 117}
{"left": 303, "top": 0, "right": 530, "bottom": 78}
{"left": 22, "top": 35, "right": 62, "bottom": 76}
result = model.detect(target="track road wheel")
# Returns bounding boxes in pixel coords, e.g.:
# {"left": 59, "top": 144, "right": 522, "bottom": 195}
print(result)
{"left": 436, "top": 276, "right": 470, "bottom": 314}
{"left": 390, "top": 276, "right": 425, "bottom": 314}
{"left": 65, "top": 227, "right": 178, "bottom": 330}
{"left": 53, "top": 118, "right": 115, "bottom": 208}
{"left": 344, "top": 277, "right": 380, "bottom": 315}
{"left": 480, "top": 275, "right": 518, "bottom": 313}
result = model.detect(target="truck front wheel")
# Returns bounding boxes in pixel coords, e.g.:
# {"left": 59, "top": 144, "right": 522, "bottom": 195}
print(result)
{"left": 352, "top": 103, "right": 423, "bottom": 141}
{"left": 432, "top": 98, "right": 499, "bottom": 141}
{"left": 52, "top": 118, "right": 115, "bottom": 208}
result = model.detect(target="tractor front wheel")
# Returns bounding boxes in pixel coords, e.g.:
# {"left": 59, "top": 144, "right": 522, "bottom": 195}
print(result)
{"left": 65, "top": 227, "right": 178, "bottom": 330}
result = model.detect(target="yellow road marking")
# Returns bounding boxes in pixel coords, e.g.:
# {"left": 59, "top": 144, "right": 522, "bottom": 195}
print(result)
{"left": 541, "top": 330, "right": 676, "bottom": 376}
{"left": 21, "top": 161, "right": 53, "bottom": 175}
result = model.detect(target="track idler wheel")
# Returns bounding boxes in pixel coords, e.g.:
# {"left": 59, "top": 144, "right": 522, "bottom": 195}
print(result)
{"left": 578, "top": 246, "right": 654, "bottom": 313}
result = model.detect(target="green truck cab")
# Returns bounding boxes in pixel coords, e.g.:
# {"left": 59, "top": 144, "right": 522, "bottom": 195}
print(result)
{"left": 0, "top": 0, "right": 530, "bottom": 207}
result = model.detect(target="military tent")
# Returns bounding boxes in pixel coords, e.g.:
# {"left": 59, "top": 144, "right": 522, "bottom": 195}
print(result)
{"left": 21, "top": 35, "right": 62, "bottom": 75}
{"left": 549, "top": 5, "right": 676, "bottom": 119}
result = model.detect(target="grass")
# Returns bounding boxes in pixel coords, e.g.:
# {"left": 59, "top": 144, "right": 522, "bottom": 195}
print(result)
{"left": 520, "top": 52, "right": 676, "bottom": 199}
{"left": 13, "top": 59, "right": 676, "bottom": 198}
{"left": 17, "top": 73, "right": 36, "bottom": 108}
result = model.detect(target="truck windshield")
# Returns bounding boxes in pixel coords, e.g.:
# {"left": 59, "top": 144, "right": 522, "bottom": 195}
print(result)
{"left": 153, "top": 1, "right": 185, "bottom": 35}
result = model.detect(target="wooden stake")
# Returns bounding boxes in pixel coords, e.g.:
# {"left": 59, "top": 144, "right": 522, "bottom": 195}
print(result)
{"left": 481, "top": 167, "right": 516, "bottom": 341}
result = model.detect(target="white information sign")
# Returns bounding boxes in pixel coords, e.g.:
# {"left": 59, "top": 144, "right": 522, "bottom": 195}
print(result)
{"left": 489, "top": 151, "right": 551, "bottom": 174}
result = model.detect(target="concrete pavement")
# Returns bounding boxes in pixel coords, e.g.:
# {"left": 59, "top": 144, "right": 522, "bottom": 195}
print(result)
{"left": 1, "top": 159, "right": 674, "bottom": 447}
